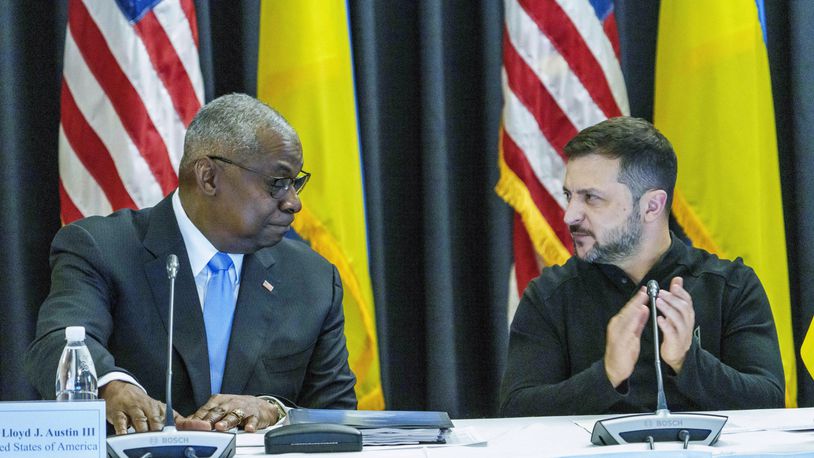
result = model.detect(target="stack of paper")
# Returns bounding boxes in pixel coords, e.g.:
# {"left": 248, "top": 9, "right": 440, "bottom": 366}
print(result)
{"left": 286, "top": 408, "right": 454, "bottom": 446}
{"left": 357, "top": 427, "right": 448, "bottom": 445}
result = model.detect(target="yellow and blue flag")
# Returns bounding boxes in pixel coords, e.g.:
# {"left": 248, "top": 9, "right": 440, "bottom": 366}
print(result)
{"left": 654, "top": 0, "right": 796, "bottom": 406}
{"left": 256, "top": 0, "right": 384, "bottom": 409}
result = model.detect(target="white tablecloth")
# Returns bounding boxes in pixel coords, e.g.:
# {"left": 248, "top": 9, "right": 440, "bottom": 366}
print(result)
{"left": 235, "top": 407, "right": 814, "bottom": 457}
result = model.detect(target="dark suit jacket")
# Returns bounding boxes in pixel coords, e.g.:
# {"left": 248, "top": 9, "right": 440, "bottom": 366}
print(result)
{"left": 25, "top": 195, "right": 357, "bottom": 414}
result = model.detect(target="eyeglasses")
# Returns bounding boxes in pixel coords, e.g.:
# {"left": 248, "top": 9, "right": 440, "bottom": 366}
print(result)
{"left": 207, "top": 155, "right": 311, "bottom": 199}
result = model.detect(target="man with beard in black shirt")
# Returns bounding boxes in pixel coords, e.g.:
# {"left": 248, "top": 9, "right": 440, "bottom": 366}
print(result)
{"left": 500, "top": 117, "right": 784, "bottom": 416}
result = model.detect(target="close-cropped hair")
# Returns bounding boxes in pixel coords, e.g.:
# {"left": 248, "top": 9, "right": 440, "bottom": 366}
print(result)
{"left": 564, "top": 116, "right": 677, "bottom": 209}
{"left": 179, "top": 93, "right": 297, "bottom": 176}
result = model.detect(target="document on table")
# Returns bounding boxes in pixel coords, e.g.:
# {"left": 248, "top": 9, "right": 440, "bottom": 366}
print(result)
{"left": 235, "top": 426, "right": 486, "bottom": 449}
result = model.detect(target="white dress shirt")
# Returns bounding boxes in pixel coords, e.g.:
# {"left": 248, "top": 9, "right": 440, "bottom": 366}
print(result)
{"left": 171, "top": 190, "right": 244, "bottom": 307}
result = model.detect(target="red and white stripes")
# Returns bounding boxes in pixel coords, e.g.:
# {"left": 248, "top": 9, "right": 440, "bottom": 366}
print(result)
{"left": 498, "top": 0, "right": 629, "bottom": 301}
{"left": 59, "top": 0, "right": 203, "bottom": 223}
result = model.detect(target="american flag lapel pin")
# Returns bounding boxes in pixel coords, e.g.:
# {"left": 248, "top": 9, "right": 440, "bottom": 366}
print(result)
{"left": 262, "top": 280, "right": 274, "bottom": 292}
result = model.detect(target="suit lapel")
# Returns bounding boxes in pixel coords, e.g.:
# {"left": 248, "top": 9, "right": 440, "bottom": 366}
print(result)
{"left": 143, "top": 196, "right": 212, "bottom": 407}
{"left": 221, "top": 248, "right": 278, "bottom": 395}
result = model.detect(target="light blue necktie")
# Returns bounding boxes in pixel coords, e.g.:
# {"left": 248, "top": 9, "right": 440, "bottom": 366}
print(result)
{"left": 203, "top": 252, "right": 235, "bottom": 394}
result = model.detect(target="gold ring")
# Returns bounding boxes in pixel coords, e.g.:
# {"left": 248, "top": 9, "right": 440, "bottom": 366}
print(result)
{"left": 231, "top": 409, "right": 246, "bottom": 422}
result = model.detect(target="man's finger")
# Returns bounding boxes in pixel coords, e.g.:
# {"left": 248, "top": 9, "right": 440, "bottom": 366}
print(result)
{"left": 657, "top": 315, "right": 678, "bottom": 338}
{"left": 656, "top": 297, "right": 684, "bottom": 322}
{"left": 175, "top": 408, "right": 213, "bottom": 431}
{"left": 621, "top": 302, "right": 650, "bottom": 336}
{"left": 658, "top": 292, "right": 693, "bottom": 329}
{"left": 243, "top": 416, "right": 260, "bottom": 433}
{"left": 622, "top": 288, "right": 648, "bottom": 310}
{"left": 176, "top": 415, "right": 213, "bottom": 431}
{"left": 619, "top": 290, "right": 649, "bottom": 320}
{"left": 192, "top": 397, "right": 223, "bottom": 420}
{"left": 148, "top": 413, "right": 164, "bottom": 431}
{"left": 666, "top": 289, "right": 691, "bottom": 307}
{"left": 214, "top": 411, "right": 242, "bottom": 432}
{"left": 195, "top": 405, "right": 227, "bottom": 424}
{"left": 200, "top": 397, "right": 222, "bottom": 411}
{"left": 142, "top": 403, "right": 165, "bottom": 431}
{"left": 658, "top": 304, "right": 691, "bottom": 341}
{"left": 111, "top": 411, "right": 129, "bottom": 436}
{"left": 670, "top": 277, "right": 691, "bottom": 299}
{"left": 129, "top": 411, "right": 150, "bottom": 433}
{"left": 210, "top": 406, "right": 230, "bottom": 424}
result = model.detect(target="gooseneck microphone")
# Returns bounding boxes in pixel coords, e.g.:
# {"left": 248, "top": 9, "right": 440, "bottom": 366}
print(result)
{"left": 591, "top": 280, "right": 727, "bottom": 449}
{"left": 165, "top": 254, "right": 179, "bottom": 429}
{"left": 647, "top": 280, "right": 668, "bottom": 413}
{"left": 106, "top": 254, "right": 236, "bottom": 458}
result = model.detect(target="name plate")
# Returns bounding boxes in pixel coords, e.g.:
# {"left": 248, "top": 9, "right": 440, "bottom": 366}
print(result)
{"left": 0, "top": 400, "right": 105, "bottom": 458}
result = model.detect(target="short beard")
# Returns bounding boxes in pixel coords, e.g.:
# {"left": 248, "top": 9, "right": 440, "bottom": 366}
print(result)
{"left": 582, "top": 206, "right": 643, "bottom": 264}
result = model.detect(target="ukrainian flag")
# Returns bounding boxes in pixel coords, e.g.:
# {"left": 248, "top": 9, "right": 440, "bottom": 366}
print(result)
{"left": 256, "top": 0, "right": 384, "bottom": 409}
{"left": 654, "top": 0, "right": 796, "bottom": 406}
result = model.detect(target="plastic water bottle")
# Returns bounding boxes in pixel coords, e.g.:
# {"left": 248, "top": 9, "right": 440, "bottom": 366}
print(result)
{"left": 55, "top": 326, "right": 98, "bottom": 400}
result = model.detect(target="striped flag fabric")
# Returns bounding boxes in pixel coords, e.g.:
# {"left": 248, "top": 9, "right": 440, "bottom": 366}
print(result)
{"left": 59, "top": 0, "right": 204, "bottom": 223}
{"left": 496, "top": 0, "right": 629, "bottom": 315}
{"left": 256, "top": 0, "right": 384, "bottom": 409}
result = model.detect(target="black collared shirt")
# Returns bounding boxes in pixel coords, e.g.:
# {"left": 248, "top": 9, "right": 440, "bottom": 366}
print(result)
{"left": 500, "top": 234, "right": 785, "bottom": 416}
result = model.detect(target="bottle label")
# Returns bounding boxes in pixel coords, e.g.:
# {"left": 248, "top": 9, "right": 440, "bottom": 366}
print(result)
{"left": 0, "top": 400, "right": 106, "bottom": 457}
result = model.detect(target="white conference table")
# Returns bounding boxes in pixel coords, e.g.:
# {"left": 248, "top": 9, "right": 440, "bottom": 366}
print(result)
{"left": 234, "top": 407, "right": 814, "bottom": 457}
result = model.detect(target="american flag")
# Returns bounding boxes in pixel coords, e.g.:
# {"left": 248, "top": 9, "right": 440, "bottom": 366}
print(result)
{"left": 59, "top": 0, "right": 204, "bottom": 223}
{"left": 497, "top": 0, "right": 629, "bottom": 315}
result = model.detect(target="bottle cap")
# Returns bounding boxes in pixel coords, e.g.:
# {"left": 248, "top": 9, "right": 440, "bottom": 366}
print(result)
{"left": 65, "top": 326, "right": 85, "bottom": 341}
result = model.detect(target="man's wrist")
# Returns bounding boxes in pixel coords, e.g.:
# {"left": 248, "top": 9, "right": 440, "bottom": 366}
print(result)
{"left": 98, "top": 371, "right": 146, "bottom": 393}
{"left": 665, "top": 357, "right": 685, "bottom": 374}
{"left": 257, "top": 396, "right": 287, "bottom": 423}
{"left": 604, "top": 359, "right": 626, "bottom": 388}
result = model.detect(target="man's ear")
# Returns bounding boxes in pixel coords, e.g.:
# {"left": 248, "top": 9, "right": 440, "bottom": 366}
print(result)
{"left": 194, "top": 157, "right": 218, "bottom": 196}
{"left": 642, "top": 189, "right": 668, "bottom": 222}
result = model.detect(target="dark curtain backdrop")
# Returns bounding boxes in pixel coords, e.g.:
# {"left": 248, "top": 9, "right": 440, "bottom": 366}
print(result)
{"left": 2, "top": 0, "right": 813, "bottom": 416}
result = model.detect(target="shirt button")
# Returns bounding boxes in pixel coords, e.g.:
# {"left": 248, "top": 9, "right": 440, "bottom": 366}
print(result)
{"left": 621, "top": 278, "right": 628, "bottom": 284}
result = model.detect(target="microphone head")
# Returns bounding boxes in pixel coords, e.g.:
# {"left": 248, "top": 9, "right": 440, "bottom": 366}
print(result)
{"left": 646, "top": 280, "right": 660, "bottom": 298}
{"left": 166, "top": 254, "right": 179, "bottom": 279}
